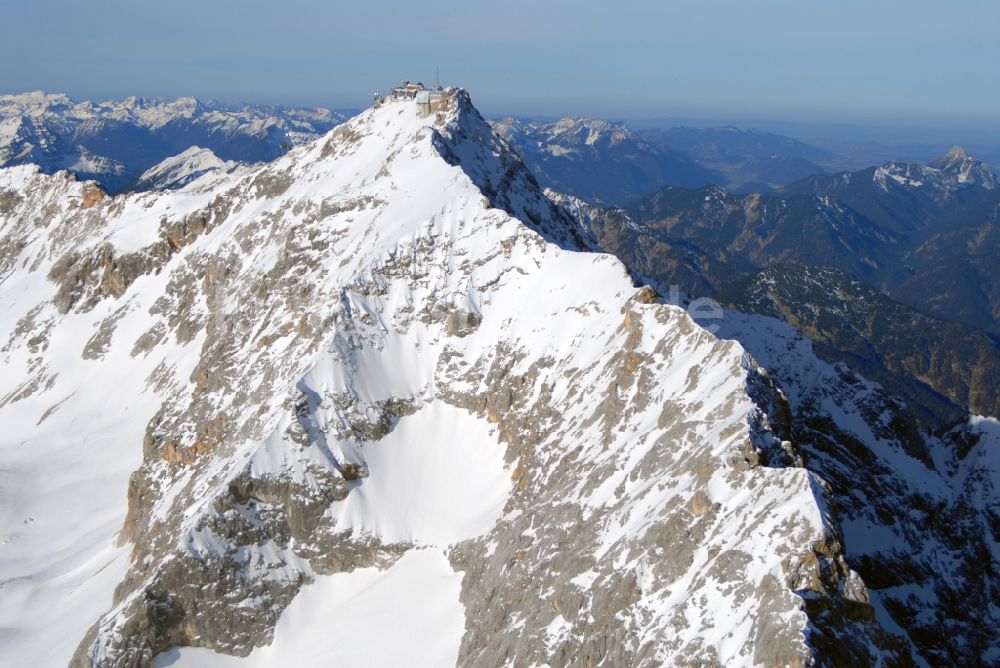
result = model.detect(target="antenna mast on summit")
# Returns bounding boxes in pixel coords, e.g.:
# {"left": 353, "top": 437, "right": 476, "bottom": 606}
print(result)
{"left": 436, "top": 66, "right": 441, "bottom": 90}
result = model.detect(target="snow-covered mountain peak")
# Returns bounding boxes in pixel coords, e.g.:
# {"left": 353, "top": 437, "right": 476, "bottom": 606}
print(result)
{"left": 136, "top": 96, "right": 205, "bottom": 126}
{"left": 873, "top": 146, "right": 996, "bottom": 195}
{"left": 0, "top": 87, "right": 953, "bottom": 667}
{"left": 930, "top": 144, "right": 996, "bottom": 189}
{"left": 134, "top": 146, "right": 239, "bottom": 191}
{"left": 0, "top": 87, "right": 621, "bottom": 665}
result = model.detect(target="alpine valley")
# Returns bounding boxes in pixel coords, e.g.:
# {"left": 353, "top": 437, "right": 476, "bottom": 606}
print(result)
{"left": 0, "top": 87, "right": 998, "bottom": 668}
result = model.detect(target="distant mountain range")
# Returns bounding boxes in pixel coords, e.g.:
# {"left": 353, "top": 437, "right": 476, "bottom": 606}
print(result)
{"left": 490, "top": 117, "right": 719, "bottom": 205}
{"left": 4, "top": 90, "right": 996, "bottom": 211}
{"left": 491, "top": 117, "right": 853, "bottom": 204}
{"left": 0, "top": 91, "right": 353, "bottom": 192}
{"left": 776, "top": 147, "right": 1000, "bottom": 332}
{"left": 1, "top": 92, "right": 908, "bottom": 206}
{"left": 637, "top": 125, "right": 837, "bottom": 193}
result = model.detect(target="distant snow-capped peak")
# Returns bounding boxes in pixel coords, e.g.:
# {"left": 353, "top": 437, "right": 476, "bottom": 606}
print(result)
{"left": 134, "top": 146, "right": 239, "bottom": 191}
{"left": 930, "top": 144, "right": 997, "bottom": 189}
{"left": 874, "top": 146, "right": 996, "bottom": 195}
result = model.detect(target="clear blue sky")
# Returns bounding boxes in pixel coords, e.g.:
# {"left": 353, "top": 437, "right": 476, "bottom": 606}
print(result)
{"left": 1, "top": 0, "right": 998, "bottom": 128}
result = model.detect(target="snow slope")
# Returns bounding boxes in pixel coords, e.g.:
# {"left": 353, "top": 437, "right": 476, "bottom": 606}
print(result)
{"left": 152, "top": 548, "right": 465, "bottom": 668}
{"left": 328, "top": 401, "right": 511, "bottom": 546}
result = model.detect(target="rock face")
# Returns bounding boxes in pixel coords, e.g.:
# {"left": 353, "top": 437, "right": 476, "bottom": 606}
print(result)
{"left": 0, "top": 88, "right": 996, "bottom": 667}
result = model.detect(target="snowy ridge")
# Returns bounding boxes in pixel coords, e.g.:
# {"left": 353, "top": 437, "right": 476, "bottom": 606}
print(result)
{"left": 0, "top": 88, "right": 948, "bottom": 667}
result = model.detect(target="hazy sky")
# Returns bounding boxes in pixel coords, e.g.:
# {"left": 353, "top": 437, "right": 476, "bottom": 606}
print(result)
{"left": 1, "top": 0, "right": 998, "bottom": 127}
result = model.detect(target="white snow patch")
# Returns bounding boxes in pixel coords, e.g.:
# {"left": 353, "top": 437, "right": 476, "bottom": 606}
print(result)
{"left": 333, "top": 400, "right": 511, "bottom": 545}
{"left": 152, "top": 548, "right": 465, "bottom": 668}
